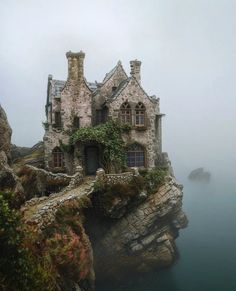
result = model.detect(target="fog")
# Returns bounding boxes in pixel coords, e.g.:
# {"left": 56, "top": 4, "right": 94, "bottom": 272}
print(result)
{"left": 1, "top": 0, "right": 236, "bottom": 181}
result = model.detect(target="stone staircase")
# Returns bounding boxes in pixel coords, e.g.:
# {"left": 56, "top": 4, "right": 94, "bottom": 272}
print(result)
{"left": 21, "top": 176, "right": 96, "bottom": 231}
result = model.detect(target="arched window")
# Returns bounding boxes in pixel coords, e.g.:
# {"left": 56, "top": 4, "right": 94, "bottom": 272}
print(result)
{"left": 135, "top": 102, "right": 146, "bottom": 126}
{"left": 120, "top": 102, "right": 131, "bottom": 124}
{"left": 126, "top": 143, "right": 145, "bottom": 167}
{"left": 52, "top": 147, "right": 64, "bottom": 168}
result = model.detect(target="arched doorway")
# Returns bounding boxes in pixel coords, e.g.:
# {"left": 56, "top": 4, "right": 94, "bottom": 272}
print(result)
{"left": 85, "top": 146, "right": 99, "bottom": 175}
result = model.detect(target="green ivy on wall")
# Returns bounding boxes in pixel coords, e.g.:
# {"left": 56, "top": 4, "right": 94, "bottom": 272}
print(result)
{"left": 70, "top": 120, "right": 131, "bottom": 172}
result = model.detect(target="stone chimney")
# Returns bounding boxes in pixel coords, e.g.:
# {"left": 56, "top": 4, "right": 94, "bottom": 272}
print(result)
{"left": 66, "top": 51, "right": 85, "bottom": 84}
{"left": 130, "top": 59, "right": 141, "bottom": 83}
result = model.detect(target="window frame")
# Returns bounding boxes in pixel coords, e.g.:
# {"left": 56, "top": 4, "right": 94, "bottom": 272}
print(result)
{"left": 52, "top": 147, "right": 64, "bottom": 168}
{"left": 120, "top": 102, "right": 132, "bottom": 124}
{"left": 126, "top": 143, "right": 146, "bottom": 168}
{"left": 135, "top": 102, "right": 146, "bottom": 127}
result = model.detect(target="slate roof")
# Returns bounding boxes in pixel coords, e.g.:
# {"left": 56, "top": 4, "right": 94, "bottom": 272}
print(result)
{"left": 51, "top": 80, "right": 66, "bottom": 98}
{"left": 109, "top": 78, "right": 131, "bottom": 100}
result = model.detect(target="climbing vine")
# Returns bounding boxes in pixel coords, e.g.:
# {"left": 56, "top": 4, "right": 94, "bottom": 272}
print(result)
{"left": 70, "top": 120, "right": 131, "bottom": 172}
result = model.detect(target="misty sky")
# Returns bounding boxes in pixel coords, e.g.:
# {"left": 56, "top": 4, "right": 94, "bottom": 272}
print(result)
{"left": 1, "top": 0, "right": 236, "bottom": 179}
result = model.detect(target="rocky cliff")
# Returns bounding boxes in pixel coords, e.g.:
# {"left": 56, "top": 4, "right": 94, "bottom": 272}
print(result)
{"left": 0, "top": 105, "right": 12, "bottom": 159}
{"left": 0, "top": 106, "right": 187, "bottom": 290}
{"left": 0, "top": 105, "right": 24, "bottom": 206}
{"left": 85, "top": 173, "right": 187, "bottom": 283}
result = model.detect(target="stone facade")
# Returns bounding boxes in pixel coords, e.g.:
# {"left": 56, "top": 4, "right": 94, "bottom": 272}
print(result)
{"left": 43, "top": 51, "right": 164, "bottom": 174}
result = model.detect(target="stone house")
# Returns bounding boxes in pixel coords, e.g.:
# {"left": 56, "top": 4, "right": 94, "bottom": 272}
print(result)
{"left": 43, "top": 51, "right": 164, "bottom": 175}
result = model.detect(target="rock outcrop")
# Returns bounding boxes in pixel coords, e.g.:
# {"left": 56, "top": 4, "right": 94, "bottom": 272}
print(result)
{"left": 85, "top": 175, "right": 188, "bottom": 281}
{"left": 0, "top": 104, "right": 12, "bottom": 159}
{"left": 0, "top": 105, "right": 24, "bottom": 206}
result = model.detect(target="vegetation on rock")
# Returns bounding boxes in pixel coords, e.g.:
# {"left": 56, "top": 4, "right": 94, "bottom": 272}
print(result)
{"left": 0, "top": 192, "right": 51, "bottom": 290}
{"left": 0, "top": 191, "right": 93, "bottom": 290}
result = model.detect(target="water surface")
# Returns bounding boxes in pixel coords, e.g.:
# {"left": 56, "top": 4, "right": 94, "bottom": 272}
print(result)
{"left": 97, "top": 173, "right": 236, "bottom": 291}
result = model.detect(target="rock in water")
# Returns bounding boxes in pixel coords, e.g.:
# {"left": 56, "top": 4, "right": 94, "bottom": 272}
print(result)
{"left": 188, "top": 167, "right": 211, "bottom": 183}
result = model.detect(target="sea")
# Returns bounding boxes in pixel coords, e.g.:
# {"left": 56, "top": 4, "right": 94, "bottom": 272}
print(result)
{"left": 96, "top": 167, "right": 236, "bottom": 291}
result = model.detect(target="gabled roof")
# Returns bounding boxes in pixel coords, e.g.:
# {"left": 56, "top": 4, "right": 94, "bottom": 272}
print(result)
{"left": 102, "top": 60, "right": 128, "bottom": 84}
{"left": 108, "top": 76, "right": 158, "bottom": 104}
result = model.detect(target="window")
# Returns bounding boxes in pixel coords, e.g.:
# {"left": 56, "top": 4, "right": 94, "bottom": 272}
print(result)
{"left": 73, "top": 116, "right": 80, "bottom": 129}
{"left": 54, "top": 112, "right": 62, "bottom": 128}
{"left": 120, "top": 102, "right": 131, "bottom": 124}
{"left": 135, "top": 102, "right": 146, "bottom": 126}
{"left": 112, "top": 86, "right": 117, "bottom": 92}
{"left": 52, "top": 147, "right": 64, "bottom": 168}
{"left": 126, "top": 143, "right": 145, "bottom": 167}
{"left": 96, "top": 107, "right": 108, "bottom": 125}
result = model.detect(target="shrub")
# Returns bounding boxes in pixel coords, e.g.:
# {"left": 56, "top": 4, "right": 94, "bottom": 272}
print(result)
{"left": 144, "top": 167, "right": 167, "bottom": 193}
{"left": 0, "top": 192, "right": 52, "bottom": 291}
{"left": 43, "top": 199, "right": 93, "bottom": 283}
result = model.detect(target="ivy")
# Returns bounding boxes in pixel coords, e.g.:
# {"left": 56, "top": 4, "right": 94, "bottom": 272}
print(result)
{"left": 70, "top": 120, "right": 131, "bottom": 172}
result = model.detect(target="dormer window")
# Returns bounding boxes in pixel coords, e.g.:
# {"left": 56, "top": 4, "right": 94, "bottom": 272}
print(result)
{"left": 120, "top": 102, "right": 131, "bottom": 124}
{"left": 135, "top": 102, "right": 146, "bottom": 126}
{"left": 112, "top": 86, "right": 117, "bottom": 92}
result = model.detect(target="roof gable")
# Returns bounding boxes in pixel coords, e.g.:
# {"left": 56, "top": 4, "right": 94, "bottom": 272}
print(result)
{"left": 108, "top": 77, "right": 158, "bottom": 104}
{"left": 102, "top": 61, "right": 128, "bottom": 84}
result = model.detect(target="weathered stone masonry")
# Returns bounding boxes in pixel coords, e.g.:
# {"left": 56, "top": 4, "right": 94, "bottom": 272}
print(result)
{"left": 43, "top": 51, "right": 164, "bottom": 175}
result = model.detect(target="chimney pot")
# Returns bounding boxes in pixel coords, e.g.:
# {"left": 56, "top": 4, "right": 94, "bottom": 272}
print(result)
{"left": 130, "top": 59, "right": 141, "bottom": 84}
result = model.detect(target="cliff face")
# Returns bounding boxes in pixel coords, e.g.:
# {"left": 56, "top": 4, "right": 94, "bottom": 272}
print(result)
{"left": 0, "top": 105, "right": 24, "bottom": 206}
{"left": 0, "top": 105, "right": 12, "bottom": 159}
{"left": 85, "top": 174, "right": 187, "bottom": 281}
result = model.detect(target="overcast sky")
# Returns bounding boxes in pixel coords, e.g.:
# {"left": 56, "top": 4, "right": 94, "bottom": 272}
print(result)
{"left": 1, "top": 0, "right": 236, "bottom": 179}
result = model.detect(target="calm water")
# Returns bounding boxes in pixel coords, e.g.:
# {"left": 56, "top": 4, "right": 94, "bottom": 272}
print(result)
{"left": 96, "top": 172, "right": 236, "bottom": 291}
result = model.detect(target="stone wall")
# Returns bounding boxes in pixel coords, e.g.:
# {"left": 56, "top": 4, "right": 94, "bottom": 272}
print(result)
{"left": 96, "top": 168, "right": 138, "bottom": 185}
{"left": 108, "top": 77, "right": 161, "bottom": 167}
{"left": 43, "top": 52, "right": 164, "bottom": 174}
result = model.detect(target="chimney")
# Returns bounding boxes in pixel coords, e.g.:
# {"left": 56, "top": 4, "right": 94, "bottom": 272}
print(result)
{"left": 66, "top": 50, "right": 85, "bottom": 83}
{"left": 130, "top": 59, "right": 141, "bottom": 83}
